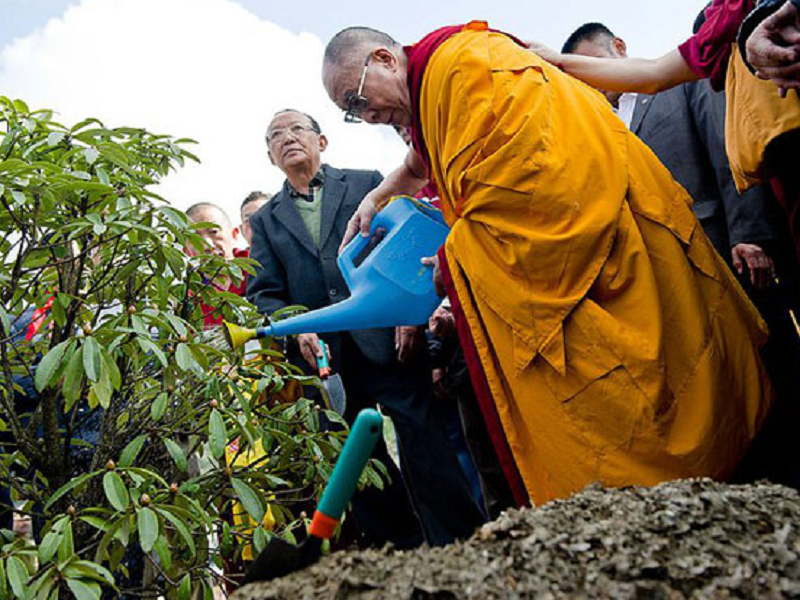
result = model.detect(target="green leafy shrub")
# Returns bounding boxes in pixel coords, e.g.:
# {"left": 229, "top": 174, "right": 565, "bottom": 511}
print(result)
{"left": 0, "top": 97, "right": 380, "bottom": 599}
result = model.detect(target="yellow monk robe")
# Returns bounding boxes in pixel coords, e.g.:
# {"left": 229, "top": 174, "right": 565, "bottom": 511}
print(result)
{"left": 419, "top": 28, "right": 772, "bottom": 506}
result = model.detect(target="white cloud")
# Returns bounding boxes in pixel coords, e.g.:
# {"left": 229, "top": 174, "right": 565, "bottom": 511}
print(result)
{"left": 0, "top": 0, "right": 407, "bottom": 223}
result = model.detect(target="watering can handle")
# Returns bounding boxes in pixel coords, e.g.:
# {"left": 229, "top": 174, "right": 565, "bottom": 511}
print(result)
{"left": 309, "top": 409, "right": 383, "bottom": 539}
{"left": 338, "top": 208, "right": 391, "bottom": 292}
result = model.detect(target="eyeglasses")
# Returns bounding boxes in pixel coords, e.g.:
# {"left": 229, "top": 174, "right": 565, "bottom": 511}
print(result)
{"left": 266, "top": 123, "right": 317, "bottom": 145}
{"left": 344, "top": 56, "right": 371, "bottom": 123}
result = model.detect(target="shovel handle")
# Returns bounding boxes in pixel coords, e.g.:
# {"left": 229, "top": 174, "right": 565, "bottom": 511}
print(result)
{"left": 309, "top": 409, "right": 383, "bottom": 539}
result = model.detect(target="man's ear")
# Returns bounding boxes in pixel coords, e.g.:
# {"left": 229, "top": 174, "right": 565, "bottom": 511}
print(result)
{"left": 374, "top": 47, "right": 398, "bottom": 70}
{"left": 318, "top": 134, "right": 328, "bottom": 153}
{"left": 612, "top": 37, "right": 628, "bottom": 58}
{"left": 267, "top": 147, "right": 277, "bottom": 166}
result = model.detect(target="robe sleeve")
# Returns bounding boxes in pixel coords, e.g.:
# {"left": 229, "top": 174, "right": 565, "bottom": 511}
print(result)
{"left": 678, "top": 0, "right": 753, "bottom": 90}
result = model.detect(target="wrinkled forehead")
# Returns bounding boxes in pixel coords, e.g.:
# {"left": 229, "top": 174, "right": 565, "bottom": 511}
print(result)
{"left": 324, "top": 63, "right": 360, "bottom": 109}
{"left": 268, "top": 111, "right": 313, "bottom": 132}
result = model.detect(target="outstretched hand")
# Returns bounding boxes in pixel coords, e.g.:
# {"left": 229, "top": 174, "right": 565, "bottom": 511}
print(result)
{"left": 747, "top": 1, "right": 800, "bottom": 90}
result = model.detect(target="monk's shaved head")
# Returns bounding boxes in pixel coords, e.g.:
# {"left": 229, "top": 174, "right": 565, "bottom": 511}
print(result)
{"left": 324, "top": 27, "right": 401, "bottom": 71}
{"left": 322, "top": 26, "right": 413, "bottom": 127}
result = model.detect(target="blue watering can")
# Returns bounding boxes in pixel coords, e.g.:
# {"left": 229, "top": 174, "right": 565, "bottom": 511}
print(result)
{"left": 224, "top": 196, "right": 450, "bottom": 347}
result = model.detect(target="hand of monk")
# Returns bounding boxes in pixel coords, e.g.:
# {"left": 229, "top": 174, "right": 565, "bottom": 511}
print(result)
{"left": 339, "top": 194, "right": 381, "bottom": 254}
{"left": 747, "top": 1, "right": 800, "bottom": 89}
{"left": 421, "top": 255, "right": 445, "bottom": 297}
{"left": 395, "top": 325, "right": 426, "bottom": 364}
{"left": 429, "top": 305, "right": 456, "bottom": 338}
{"left": 527, "top": 40, "right": 563, "bottom": 67}
{"left": 297, "top": 333, "right": 328, "bottom": 370}
{"left": 731, "top": 243, "right": 776, "bottom": 289}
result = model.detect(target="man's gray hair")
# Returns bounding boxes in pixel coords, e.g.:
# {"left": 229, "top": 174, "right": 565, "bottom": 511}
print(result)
{"left": 324, "top": 26, "right": 401, "bottom": 69}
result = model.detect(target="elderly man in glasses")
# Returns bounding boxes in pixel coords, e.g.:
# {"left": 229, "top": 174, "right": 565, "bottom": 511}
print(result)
{"left": 321, "top": 24, "right": 773, "bottom": 508}
{"left": 245, "top": 108, "right": 486, "bottom": 547}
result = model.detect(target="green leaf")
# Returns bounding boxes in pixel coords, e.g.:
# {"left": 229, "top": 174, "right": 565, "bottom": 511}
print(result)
{"left": 163, "top": 438, "right": 187, "bottom": 472}
{"left": 83, "top": 147, "right": 99, "bottom": 164}
{"left": 208, "top": 409, "right": 226, "bottom": 459}
{"left": 102, "top": 471, "right": 130, "bottom": 512}
{"left": 79, "top": 516, "right": 110, "bottom": 532}
{"left": 95, "top": 166, "right": 109, "bottom": 185}
{"left": 66, "top": 579, "right": 101, "bottom": 600}
{"left": 82, "top": 337, "right": 102, "bottom": 383}
{"left": 44, "top": 471, "right": 98, "bottom": 511}
{"left": 177, "top": 574, "right": 191, "bottom": 600}
{"left": 62, "top": 560, "right": 115, "bottom": 585}
{"left": 153, "top": 536, "right": 172, "bottom": 572}
{"left": 150, "top": 392, "right": 168, "bottom": 422}
{"left": 34, "top": 340, "right": 71, "bottom": 392}
{"left": 47, "top": 131, "right": 65, "bottom": 146}
{"left": 164, "top": 313, "right": 187, "bottom": 336}
{"left": 58, "top": 519, "right": 75, "bottom": 563}
{"left": 39, "top": 520, "right": 64, "bottom": 563}
{"left": 6, "top": 557, "right": 28, "bottom": 599}
{"left": 231, "top": 478, "right": 265, "bottom": 523}
{"left": 253, "top": 527, "right": 269, "bottom": 554}
{"left": 175, "top": 342, "right": 200, "bottom": 373}
{"left": 0, "top": 304, "right": 9, "bottom": 336}
{"left": 103, "top": 352, "right": 121, "bottom": 391}
{"left": 119, "top": 435, "right": 147, "bottom": 468}
{"left": 136, "top": 337, "right": 167, "bottom": 367}
{"left": 91, "top": 369, "right": 112, "bottom": 409}
{"left": 136, "top": 507, "right": 158, "bottom": 553}
{"left": 156, "top": 508, "right": 197, "bottom": 557}
{"left": 62, "top": 347, "right": 85, "bottom": 410}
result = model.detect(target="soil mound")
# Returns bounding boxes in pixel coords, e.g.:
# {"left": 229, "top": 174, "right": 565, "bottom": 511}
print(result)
{"left": 235, "top": 479, "right": 800, "bottom": 599}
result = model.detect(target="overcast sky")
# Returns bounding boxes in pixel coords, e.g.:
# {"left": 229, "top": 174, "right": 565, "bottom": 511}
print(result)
{"left": 0, "top": 0, "right": 708, "bottom": 222}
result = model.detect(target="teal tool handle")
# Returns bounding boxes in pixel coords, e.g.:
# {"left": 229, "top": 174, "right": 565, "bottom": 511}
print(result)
{"left": 316, "top": 339, "right": 330, "bottom": 372}
{"left": 316, "top": 409, "right": 383, "bottom": 520}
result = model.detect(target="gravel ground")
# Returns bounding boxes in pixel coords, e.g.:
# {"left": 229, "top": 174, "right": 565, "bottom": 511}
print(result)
{"left": 234, "top": 479, "right": 800, "bottom": 599}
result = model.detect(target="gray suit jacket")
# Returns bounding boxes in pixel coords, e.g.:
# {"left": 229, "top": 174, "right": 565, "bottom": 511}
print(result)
{"left": 630, "top": 81, "right": 778, "bottom": 258}
{"left": 246, "top": 164, "right": 395, "bottom": 367}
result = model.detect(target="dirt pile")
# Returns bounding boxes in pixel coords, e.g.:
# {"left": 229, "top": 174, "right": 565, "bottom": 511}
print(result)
{"left": 235, "top": 479, "right": 800, "bottom": 599}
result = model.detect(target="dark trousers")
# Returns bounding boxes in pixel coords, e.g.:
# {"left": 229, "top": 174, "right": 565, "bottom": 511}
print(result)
{"left": 340, "top": 336, "right": 486, "bottom": 546}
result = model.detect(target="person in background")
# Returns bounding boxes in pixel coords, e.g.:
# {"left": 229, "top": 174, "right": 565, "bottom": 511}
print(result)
{"left": 246, "top": 109, "right": 484, "bottom": 547}
{"left": 185, "top": 202, "right": 246, "bottom": 327}
{"left": 239, "top": 191, "right": 272, "bottom": 250}
{"left": 529, "top": 1, "right": 800, "bottom": 270}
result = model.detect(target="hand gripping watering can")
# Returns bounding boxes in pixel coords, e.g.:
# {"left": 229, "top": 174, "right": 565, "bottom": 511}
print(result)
{"left": 224, "top": 196, "right": 449, "bottom": 349}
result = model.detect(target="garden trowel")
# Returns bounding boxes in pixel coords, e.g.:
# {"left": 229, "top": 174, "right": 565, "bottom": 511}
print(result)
{"left": 242, "top": 408, "right": 384, "bottom": 584}
{"left": 317, "top": 339, "right": 346, "bottom": 416}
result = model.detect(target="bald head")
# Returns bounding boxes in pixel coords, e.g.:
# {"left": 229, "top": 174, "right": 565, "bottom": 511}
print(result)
{"left": 324, "top": 27, "right": 400, "bottom": 71}
{"left": 322, "top": 26, "right": 413, "bottom": 127}
{"left": 184, "top": 202, "right": 238, "bottom": 259}
{"left": 185, "top": 202, "right": 230, "bottom": 226}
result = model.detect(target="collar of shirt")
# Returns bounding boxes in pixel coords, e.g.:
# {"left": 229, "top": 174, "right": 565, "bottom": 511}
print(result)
{"left": 614, "top": 93, "right": 639, "bottom": 130}
{"left": 288, "top": 167, "right": 326, "bottom": 202}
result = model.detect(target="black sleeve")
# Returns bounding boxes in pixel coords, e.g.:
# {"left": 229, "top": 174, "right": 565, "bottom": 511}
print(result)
{"left": 686, "top": 81, "right": 777, "bottom": 247}
{"left": 738, "top": 0, "right": 789, "bottom": 72}
{"left": 245, "top": 211, "right": 289, "bottom": 316}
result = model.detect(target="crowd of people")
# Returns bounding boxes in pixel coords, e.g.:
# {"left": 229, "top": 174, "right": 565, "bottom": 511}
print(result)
{"left": 155, "top": 0, "right": 800, "bottom": 579}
